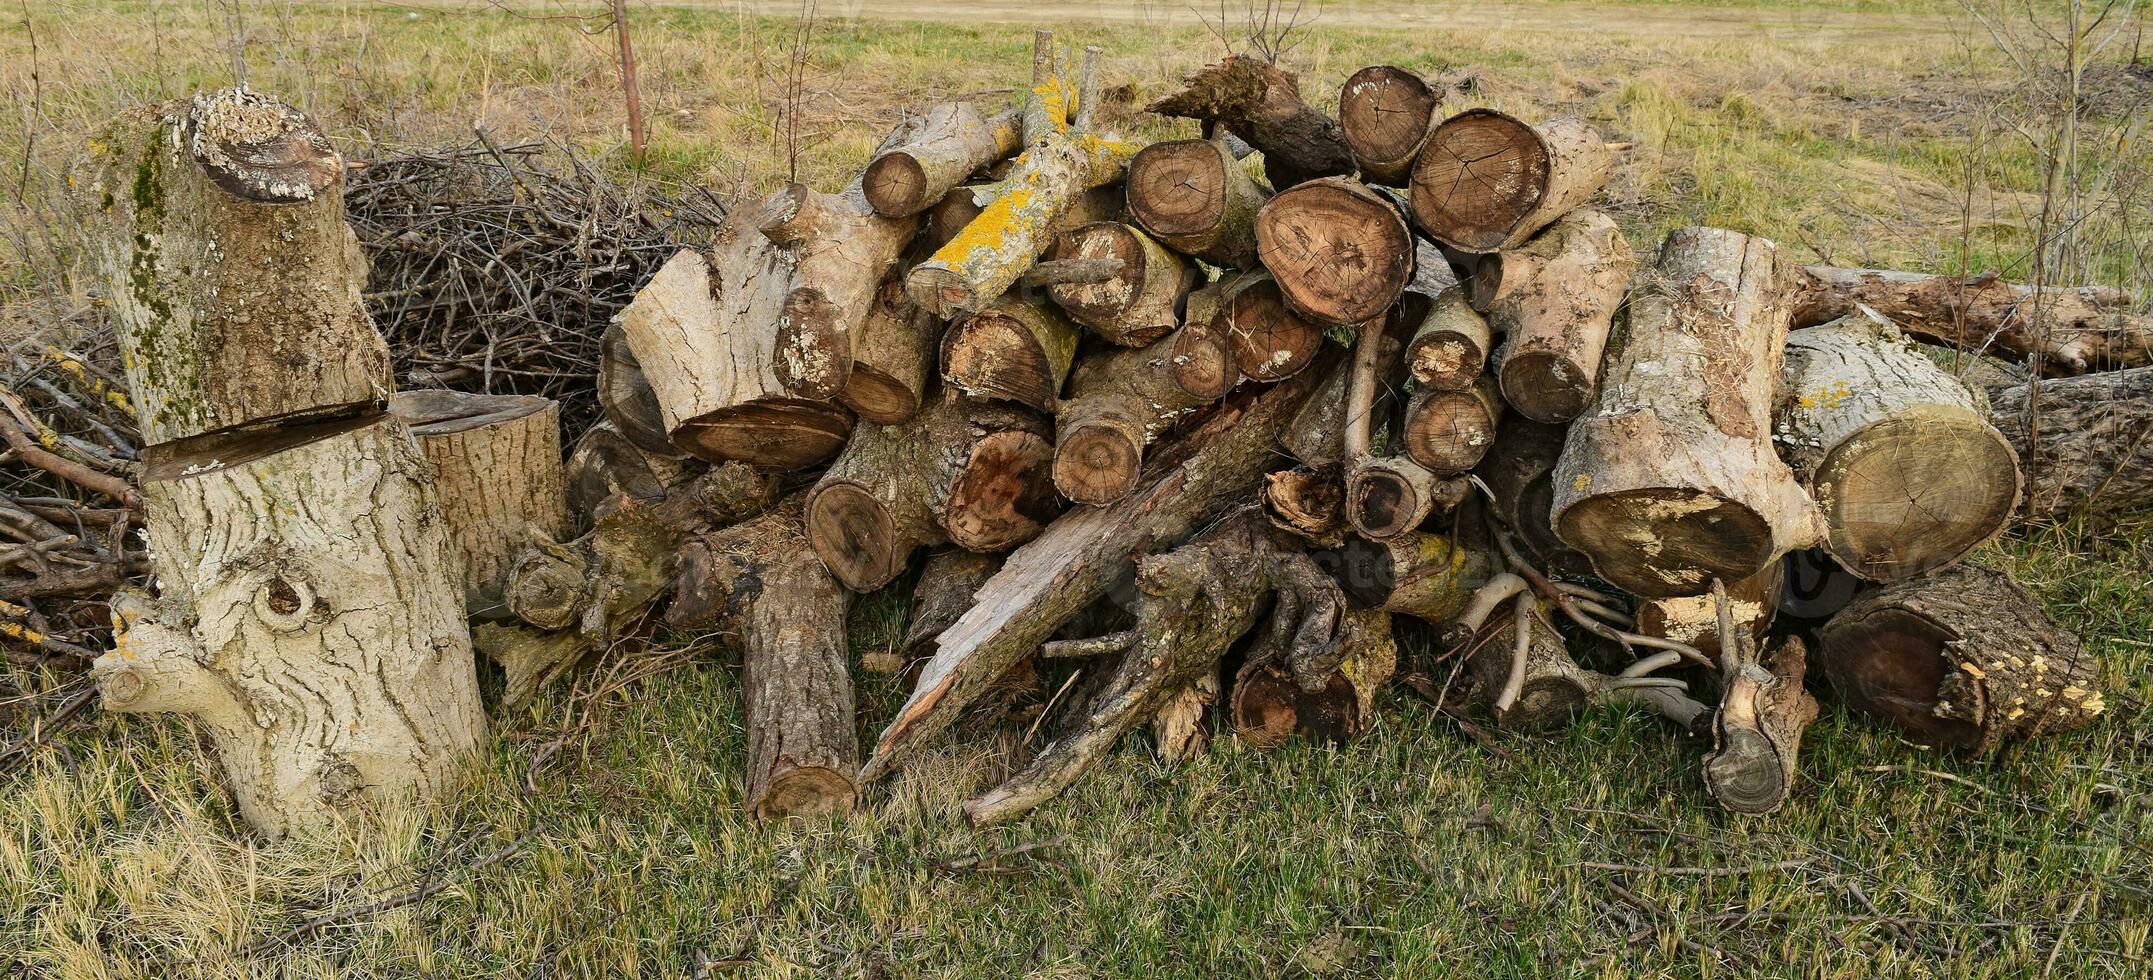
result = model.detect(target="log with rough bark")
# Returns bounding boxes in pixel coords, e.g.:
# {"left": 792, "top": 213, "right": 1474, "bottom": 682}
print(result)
{"left": 939, "top": 293, "right": 1082, "bottom": 411}
{"left": 1776, "top": 310, "right": 2020, "bottom": 581}
{"left": 861, "top": 102, "right": 1023, "bottom": 217}
{"left": 91, "top": 414, "right": 484, "bottom": 837}
{"left": 1338, "top": 65, "right": 1443, "bottom": 187}
{"left": 1551, "top": 227, "right": 1824, "bottom": 598}
{"left": 1146, "top": 55, "right": 1354, "bottom": 189}
{"left": 1254, "top": 177, "right": 1417, "bottom": 327}
{"left": 1125, "top": 138, "right": 1270, "bottom": 267}
{"left": 1322, "top": 531, "right": 1493, "bottom": 623}
{"left": 1483, "top": 208, "right": 1635, "bottom": 423}
{"left": 1989, "top": 367, "right": 2153, "bottom": 517}
{"left": 1792, "top": 266, "right": 2153, "bottom": 375}
{"left": 759, "top": 175, "right": 922, "bottom": 399}
{"left": 618, "top": 241, "right": 853, "bottom": 471}
{"left": 1408, "top": 110, "right": 1615, "bottom": 254}
{"left": 1703, "top": 600, "right": 1817, "bottom": 815}
{"left": 668, "top": 499, "right": 857, "bottom": 820}
{"left": 1223, "top": 271, "right": 1328, "bottom": 383}
{"left": 1401, "top": 375, "right": 1503, "bottom": 476}
{"left": 563, "top": 421, "right": 696, "bottom": 520}
{"left": 837, "top": 276, "right": 939, "bottom": 424}
{"left": 922, "top": 183, "right": 1124, "bottom": 255}
{"left": 1473, "top": 416, "right": 1589, "bottom": 577}
{"left": 805, "top": 391, "right": 1060, "bottom": 592}
{"left": 389, "top": 390, "right": 569, "bottom": 616}
{"left": 95, "top": 89, "right": 392, "bottom": 444}
{"left": 862, "top": 352, "right": 1343, "bottom": 783}
{"left": 890, "top": 549, "right": 1004, "bottom": 670}
{"left": 1053, "top": 322, "right": 1236, "bottom": 505}
{"left": 1406, "top": 285, "right": 1493, "bottom": 392}
{"left": 597, "top": 322, "right": 681, "bottom": 457}
{"left": 1046, "top": 222, "right": 1195, "bottom": 346}
{"left": 1818, "top": 564, "right": 2102, "bottom": 755}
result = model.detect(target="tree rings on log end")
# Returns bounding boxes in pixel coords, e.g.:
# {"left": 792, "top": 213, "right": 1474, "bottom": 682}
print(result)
{"left": 1054, "top": 418, "right": 1144, "bottom": 507}
{"left": 1225, "top": 276, "right": 1325, "bottom": 382}
{"left": 1409, "top": 109, "right": 1548, "bottom": 253}
{"left": 671, "top": 399, "right": 853, "bottom": 471}
{"left": 840, "top": 364, "right": 922, "bottom": 425}
{"left": 945, "top": 430, "right": 1062, "bottom": 551}
{"left": 1128, "top": 140, "right": 1227, "bottom": 238}
{"left": 1048, "top": 223, "right": 1150, "bottom": 327}
{"left": 942, "top": 308, "right": 1064, "bottom": 410}
{"left": 752, "top": 765, "right": 859, "bottom": 821}
{"left": 1820, "top": 607, "right": 1976, "bottom": 747}
{"left": 862, "top": 152, "right": 931, "bottom": 218}
{"left": 1810, "top": 408, "right": 2019, "bottom": 581}
{"left": 1254, "top": 179, "right": 1415, "bottom": 326}
{"left": 804, "top": 482, "right": 906, "bottom": 592}
{"left": 1339, "top": 66, "right": 1442, "bottom": 186}
{"left": 184, "top": 89, "right": 342, "bottom": 203}
{"left": 1170, "top": 317, "right": 1239, "bottom": 400}
{"left": 1555, "top": 488, "right": 1774, "bottom": 598}
{"left": 1497, "top": 350, "right": 1593, "bottom": 423}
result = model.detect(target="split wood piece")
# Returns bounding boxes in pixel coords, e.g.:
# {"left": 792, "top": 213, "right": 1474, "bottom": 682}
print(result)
{"left": 1146, "top": 55, "right": 1355, "bottom": 190}
{"left": 1234, "top": 607, "right": 1397, "bottom": 749}
{"left": 921, "top": 183, "right": 1123, "bottom": 255}
{"left": 838, "top": 276, "right": 938, "bottom": 424}
{"left": 1406, "top": 285, "right": 1493, "bottom": 392}
{"left": 1263, "top": 465, "right": 1347, "bottom": 546}
{"left": 805, "top": 391, "right": 1061, "bottom": 592}
{"left": 1223, "top": 272, "right": 1328, "bottom": 383}
{"left": 940, "top": 294, "right": 1082, "bottom": 411}
{"left": 1322, "top": 531, "right": 1494, "bottom": 624}
{"left": 1276, "top": 344, "right": 1355, "bottom": 468}
{"left": 1338, "top": 66, "right": 1444, "bottom": 187}
{"left": 618, "top": 243, "right": 853, "bottom": 471}
{"left": 1125, "top": 138, "right": 1270, "bottom": 267}
{"left": 905, "top": 125, "right": 1138, "bottom": 318}
{"left": 1408, "top": 110, "right": 1615, "bottom": 254}
{"left": 862, "top": 102, "right": 1023, "bottom": 217}
{"left": 1472, "top": 416, "right": 1589, "bottom": 577}
{"left": 1703, "top": 618, "right": 1818, "bottom": 815}
{"left": 1818, "top": 564, "right": 2102, "bottom": 755}
{"left": 563, "top": 422, "right": 698, "bottom": 522}
{"left": 1346, "top": 455, "right": 1466, "bottom": 539}
{"left": 1053, "top": 322, "right": 1237, "bottom": 505}
{"left": 1777, "top": 311, "right": 2020, "bottom": 581}
{"left": 597, "top": 322, "right": 681, "bottom": 457}
{"left": 95, "top": 89, "right": 391, "bottom": 444}
{"left": 1402, "top": 375, "right": 1503, "bottom": 476}
{"left": 761, "top": 174, "right": 923, "bottom": 399}
{"left": 1483, "top": 208, "right": 1635, "bottom": 423}
{"left": 862, "top": 351, "right": 1344, "bottom": 782}
{"left": 669, "top": 499, "right": 857, "bottom": 820}
{"left": 1255, "top": 177, "right": 1417, "bottom": 327}
{"left": 92, "top": 414, "right": 483, "bottom": 838}
{"left": 892, "top": 549, "right": 1004, "bottom": 669}
{"left": 1046, "top": 222, "right": 1195, "bottom": 346}
{"left": 1990, "top": 367, "right": 2153, "bottom": 517}
{"left": 1792, "top": 266, "right": 2153, "bottom": 375}
{"left": 389, "top": 390, "right": 569, "bottom": 616}
{"left": 1551, "top": 227, "right": 1825, "bottom": 598}
{"left": 1635, "top": 562, "right": 1781, "bottom": 662}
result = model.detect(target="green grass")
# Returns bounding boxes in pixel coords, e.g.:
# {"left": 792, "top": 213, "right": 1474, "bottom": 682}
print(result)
{"left": 3, "top": 1, "right": 2151, "bottom": 977}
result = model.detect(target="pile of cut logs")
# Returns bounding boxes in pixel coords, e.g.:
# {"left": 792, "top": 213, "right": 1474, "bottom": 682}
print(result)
{"left": 66, "top": 34, "right": 2153, "bottom": 836}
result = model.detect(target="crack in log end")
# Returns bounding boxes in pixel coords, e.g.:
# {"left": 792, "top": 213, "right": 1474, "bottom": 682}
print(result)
{"left": 944, "top": 431, "right": 1063, "bottom": 551}
{"left": 1410, "top": 110, "right": 1547, "bottom": 252}
{"left": 1128, "top": 141, "right": 1228, "bottom": 236}
{"left": 1255, "top": 178, "right": 1415, "bottom": 327}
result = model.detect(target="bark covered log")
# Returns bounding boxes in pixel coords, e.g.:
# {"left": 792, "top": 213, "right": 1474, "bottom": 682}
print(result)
{"left": 1818, "top": 564, "right": 2102, "bottom": 755}
{"left": 1046, "top": 221, "right": 1195, "bottom": 346}
{"left": 1322, "top": 531, "right": 1493, "bottom": 623}
{"left": 1146, "top": 55, "right": 1355, "bottom": 189}
{"left": 92, "top": 414, "right": 484, "bottom": 837}
{"left": 759, "top": 176, "right": 922, "bottom": 400}
{"left": 862, "top": 102, "right": 1023, "bottom": 217}
{"left": 1345, "top": 455, "right": 1464, "bottom": 540}
{"left": 669, "top": 499, "right": 857, "bottom": 820}
{"left": 1482, "top": 208, "right": 1635, "bottom": 423}
{"left": 1233, "top": 606, "right": 1396, "bottom": 748}
{"left": 1254, "top": 176, "right": 1417, "bottom": 327}
{"left": 1405, "top": 284, "right": 1493, "bottom": 392}
{"left": 940, "top": 293, "right": 1082, "bottom": 411}
{"left": 1338, "top": 65, "right": 1444, "bottom": 187}
{"left": 1703, "top": 626, "right": 1818, "bottom": 815}
{"left": 1792, "top": 266, "right": 2153, "bottom": 375}
{"left": 893, "top": 549, "right": 1004, "bottom": 669}
{"left": 1551, "top": 227, "right": 1824, "bottom": 598}
{"left": 1052, "top": 322, "right": 1236, "bottom": 505}
{"left": 95, "top": 89, "right": 391, "bottom": 443}
{"left": 1408, "top": 110, "right": 1615, "bottom": 254}
{"left": 921, "top": 183, "right": 1124, "bottom": 255}
{"left": 805, "top": 391, "right": 1060, "bottom": 592}
{"left": 389, "top": 390, "right": 569, "bottom": 616}
{"left": 837, "top": 276, "right": 939, "bottom": 424}
{"left": 1989, "top": 367, "right": 2153, "bottom": 517}
{"left": 1125, "top": 137, "right": 1270, "bottom": 267}
{"left": 1776, "top": 310, "right": 2020, "bottom": 580}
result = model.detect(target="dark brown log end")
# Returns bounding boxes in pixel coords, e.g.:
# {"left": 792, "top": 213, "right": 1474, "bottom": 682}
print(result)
{"left": 672, "top": 399, "right": 853, "bottom": 471}
{"left": 1263, "top": 466, "right": 1345, "bottom": 542}
{"left": 941, "top": 307, "right": 1062, "bottom": 410}
{"left": 1170, "top": 316, "right": 1239, "bottom": 400}
{"left": 1465, "top": 252, "right": 1506, "bottom": 310}
{"left": 1339, "top": 66, "right": 1442, "bottom": 185}
{"left": 839, "top": 364, "right": 922, "bottom": 425}
{"left": 184, "top": 89, "right": 342, "bottom": 203}
{"left": 804, "top": 481, "right": 906, "bottom": 592}
{"left": 1557, "top": 489, "right": 1773, "bottom": 598}
{"left": 598, "top": 323, "right": 678, "bottom": 456}
{"left": 1402, "top": 389, "right": 1499, "bottom": 475}
{"left": 1254, "top": 178, "right": 1415, "bottom": 326}
{"left": 1496, "top": 350, "right": 1592, "bottom": 423}
{"left": 752, "top": 765, "right": 859, "bottom": 821}
{"left": 1227, "top": 277, "right": 1325, "bottom": 382}
{"left": 861, "top": 151, "right": 931, "bottom": 218}
{"left": 1048, "top": 223, "right": 1151, "bottom": 328}
{"left": 1232, "top": 664, "right": 1363, "bottom": 748}
{"left": 945, "top": 430, "right": 1063, "bottom": 551}
{"left": 1813, "top": 414, "right": 2019, "bottom": 581}
{"left": 774, "top": 287, "right": 853, "bottom": 400}
{"left": 1128, "top": 140, "right": 1227, "bottom": 237}
{"left": 1053, "top": 421, "right": 1144, "bottom": 507}
{"left": 1409, "top": 109, "right": 1547, "bottom": 253}
{"left": 1325, "top": 534, "right": 1399, "bottom": 609}
{"left": 566, "top": 425, "right": 670, "bottom": 516}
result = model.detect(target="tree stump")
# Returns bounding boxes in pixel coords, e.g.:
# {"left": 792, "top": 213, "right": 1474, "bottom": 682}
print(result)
{"left": 1254, "top": 177, "right": 1417, "bottom": 327}
{"left": 1338, "top": 66, "right": 1443, "bottom": 186}
{"left": 389, "top": 390, "right": 569, "bottom": 616}
{"left": 1483, "top": 208, "right": 1635, "bottom": 423}
{"left": 1233, "top": 607, "right": 1397, "bottom": 748}
{"left": 1046, "top": 221, "right": 1195, "bottom": 347}
{"left": 1776, "top": 310, "right": 2020, "bottom": 580}
{"left": 1408, "top": 110, "right": 1614, "bottom": 254}
{"left": 1551, "top": 227, "right": 1824, "bottom": 598}
{"left": 92, "top": 415, "right": 485, "bottom": 837}
{"left": 1125, "top": 138, "right": 1269, "bottom": 267}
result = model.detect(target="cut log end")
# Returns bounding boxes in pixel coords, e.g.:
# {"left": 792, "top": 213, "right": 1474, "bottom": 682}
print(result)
{"left": 1128, "top": 140, "right": 1227, "bottom": 236}
{"left": 671, "top": 399, "right": 853, "bottom": 471}
{"left": 1410, "top": 110, "right": 1547, "bottom": 252}
{"left": 1170, "top": 317, "right": 1239, "bottom": 400}
{"left": 1254, "top": 178, "right": 1416, "bottom": 325}
{"left": 861, "top": 152, "right": 931, "bottom": 218}
{"left": 1346, "top": 458, "right": 1460, "bottom": 540}
{"left": 1053, "top": 419, "right": 1144, "bottom": 507}
{"left": 840, "top": 364, "right": 924, "bottom": 425}
{"left": 1227, "top": 276, "right": 1326, "bottom": 382}
{"left": 1496, "top": 350, "right": 1593, "bottom": 423}
{"left": 752, "top": 766, "right": 860, "bottom": 821}
{"left": 185, "top": 89, "right": 342, "bottom": 203}
{"left": 1556, "top": 489, "right": 1774, "bottom": 598}
{"left": 1811, "top": 410, "right": 2019, "bottom": 581}
{"left": 1339, "top": 65, "right": 1441, "bottom": 186}
{"left": 1402, "top": 383, "right": 1500, "bottom": 476}
{"left": 941, "top": 307, "right": 1067, "bottom": 410}
{"left": 804, "top": 482, "right": 908, "bottom": 592}
{"left": 944, "top": 430, "right": 1060, "bottom": 551}
{"left": 1232, "top": 666, "right": 1363, "bottom": 748}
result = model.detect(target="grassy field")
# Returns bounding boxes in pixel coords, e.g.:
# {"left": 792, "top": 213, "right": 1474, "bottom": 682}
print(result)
{"left": 3, "top": 1, "right": 2151, "bottom": 977}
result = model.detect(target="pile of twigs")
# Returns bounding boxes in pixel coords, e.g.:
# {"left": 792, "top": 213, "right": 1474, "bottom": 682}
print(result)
{"left": 346, "top": 137, "right": 725, "bottom": 434}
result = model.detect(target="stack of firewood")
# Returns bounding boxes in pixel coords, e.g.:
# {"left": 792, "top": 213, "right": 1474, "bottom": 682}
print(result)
{"left": 45, "top": 33, "right": 2152, "bottom": 835}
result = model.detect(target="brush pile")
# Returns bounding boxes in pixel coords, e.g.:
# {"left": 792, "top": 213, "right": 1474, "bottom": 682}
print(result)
{"left": 8, "top": 33, "right": 2153, "bottom": 835}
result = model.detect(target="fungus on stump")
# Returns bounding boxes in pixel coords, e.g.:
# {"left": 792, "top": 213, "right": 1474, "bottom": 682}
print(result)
{"left": 1125, "top": 138, "right": 1270, "bottom": 267}
{"left": 389, "top": 390, "right": 570, "bottom": 616}
{"left": 1818, "top": 565, "right": 2102, "bottom": 755}
{"left": 1408, "top": 110, "right": 1615, "bottom": 254}
{"left": 1550, "top": 227, "right": 1825, "bottom": 598}
{"left": 95, "top": 89, "right": 392, "bottom": 443}
{"left": 92, "top": 415, "right": 485, "bottom": 837}
{"left": 1776, "top": 310, "right": 2020, "bottom": 581}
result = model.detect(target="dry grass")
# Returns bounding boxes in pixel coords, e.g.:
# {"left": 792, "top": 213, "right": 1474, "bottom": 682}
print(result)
{"left": 2, "top": 1, "right": 2150, "bottom": 977}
